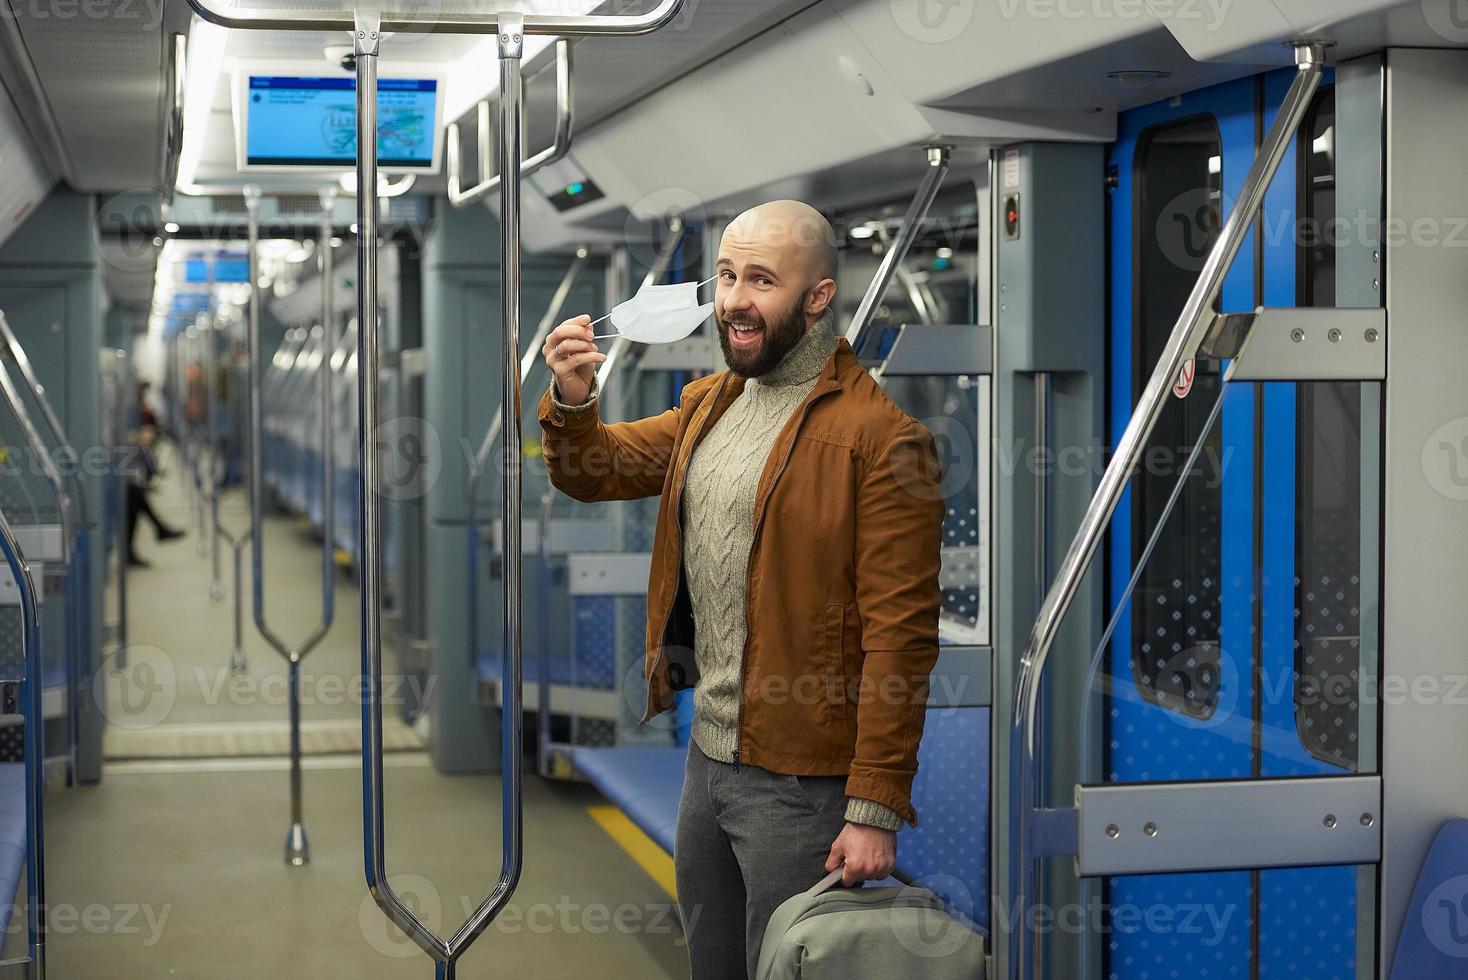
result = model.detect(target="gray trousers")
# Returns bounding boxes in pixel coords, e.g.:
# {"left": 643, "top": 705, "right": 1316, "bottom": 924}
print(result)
{"left": 674, "top": 741, "right": 850, "bottom": 980}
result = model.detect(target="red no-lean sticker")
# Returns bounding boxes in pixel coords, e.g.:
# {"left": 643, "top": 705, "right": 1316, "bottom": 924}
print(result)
{"left": 1172, "top": 358, "right": 1196, "bottom": 399}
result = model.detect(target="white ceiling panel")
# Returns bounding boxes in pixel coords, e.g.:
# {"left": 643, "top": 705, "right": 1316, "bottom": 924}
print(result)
{"left": 7, "top": 0, "right": 177, "bottom": 190}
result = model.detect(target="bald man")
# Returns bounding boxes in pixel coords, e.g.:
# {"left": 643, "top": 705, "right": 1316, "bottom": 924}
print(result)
{"left": 539, "top": 200, "right": 943, "bottom": 979}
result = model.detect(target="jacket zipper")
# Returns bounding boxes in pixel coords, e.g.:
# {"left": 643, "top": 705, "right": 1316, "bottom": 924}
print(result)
{"left": 732, "top": 380, "right": 840, "bottom": 773}
{"left": 650, "top": 375, "right": 730, "bottom": 715}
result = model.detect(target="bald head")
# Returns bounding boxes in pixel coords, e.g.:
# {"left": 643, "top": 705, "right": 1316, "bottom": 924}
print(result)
{"left": 714, "top": 200, "right": 840, "bottom": 378}
{"left": 723, "top": 200, "right": 838, "bottom": 284}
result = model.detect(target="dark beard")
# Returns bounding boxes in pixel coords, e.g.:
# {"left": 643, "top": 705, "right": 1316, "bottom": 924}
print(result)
{"left": 716, "top": 289, "right": 809, "bottom": 379}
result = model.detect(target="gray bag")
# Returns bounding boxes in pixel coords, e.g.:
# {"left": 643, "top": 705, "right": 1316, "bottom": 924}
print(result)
{"left": 755, "top": 869, "right": 987, "bottom": 980}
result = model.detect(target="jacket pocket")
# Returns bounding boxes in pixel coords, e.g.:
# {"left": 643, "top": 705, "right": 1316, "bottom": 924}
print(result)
{"left": 824, "top": 602, "right": 848, "bottom": 721}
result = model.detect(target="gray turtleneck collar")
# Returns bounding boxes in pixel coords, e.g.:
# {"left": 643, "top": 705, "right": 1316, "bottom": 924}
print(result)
{"left": 749, "top": 310, "right": 838, "bottom": 388}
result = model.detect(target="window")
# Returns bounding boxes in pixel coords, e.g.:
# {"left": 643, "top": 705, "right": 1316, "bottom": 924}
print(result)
{"left": 1130, "top": 116, "right": 1225, "bottom": 719}
{"left": 1293, "top": 88, "right": 1361, "bottom": 771}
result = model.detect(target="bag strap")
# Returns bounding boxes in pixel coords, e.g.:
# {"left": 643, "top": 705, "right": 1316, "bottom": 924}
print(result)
{"left": 806, "top": 868, "right": 845, "bottom": 897}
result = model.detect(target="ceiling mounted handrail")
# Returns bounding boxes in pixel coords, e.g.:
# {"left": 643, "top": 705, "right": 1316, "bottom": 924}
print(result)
{"left": 180, "top": 0, "right": 683, "bottom": 37}
{"left": 242, "top": 187, "right": 338, "bottom": 868}
{"left": 447, "top": 39, "right": 573, "bottom": 209}
{"left": 844, "top": 145, "right": 950, "bottom": 354}
{"left": 1005, "top": 40, "right": 1327, "bottom": 980}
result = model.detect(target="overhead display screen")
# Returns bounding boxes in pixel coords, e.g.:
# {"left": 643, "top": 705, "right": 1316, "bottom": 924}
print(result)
{"left": 238, "top": 70, "right": 442, "bottom": 173}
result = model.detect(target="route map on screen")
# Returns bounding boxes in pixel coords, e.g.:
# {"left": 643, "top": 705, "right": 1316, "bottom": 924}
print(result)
{"left": 245, "top": 75, "right": 437, "bottom": 169}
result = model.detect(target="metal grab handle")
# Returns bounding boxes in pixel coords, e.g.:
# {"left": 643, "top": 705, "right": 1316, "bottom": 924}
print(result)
{"left": 0, "top": 313, "right": 82, "bottom": 786}
{"left": 0, "top": 499, "right": 46, "bottom": 976}
{"left": 245, "top": 190, "right": 338, "bottom": 660}
{"left": 243, "top": 187, "right": 338, "bottom": 867}
{"left": 844, "top": 145, "right": 950, "bottom": 352}
{"left": 1005, "top": 41, "right": 1326, "bottom": 980}
{"left": 0, "top": 309, "right": 93, "bottom": 786}
{"left": 362, "top": 13, "right": 522, "bottom": 975}
{"left": 596, "top": 214, "right": 687, "bottom": 389}
{"left": 0, "top": 312, "right": 89, "bottom": 531}
{"left": 0, "top": 322, "right": 73, "bottom": 566}
{"left": 448, "top": 39, "right": 573, "bottom": 209}
{"left": 466, "top": 246, "right": 588, "bottom": 679}
{"left": 182, "top": 0, "right": 683, "bottom": 36}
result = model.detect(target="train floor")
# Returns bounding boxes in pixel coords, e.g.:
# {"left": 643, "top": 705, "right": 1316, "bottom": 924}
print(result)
{"left": 31, "top": 457, "right": 689, "bottom": 978}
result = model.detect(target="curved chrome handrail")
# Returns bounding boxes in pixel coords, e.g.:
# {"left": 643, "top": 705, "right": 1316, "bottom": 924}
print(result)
{"left": 0, "top": 499, "right": 45, "bottom": 975}
{"left": 242, "top": 187, "right": 339, "bottom": 867}
{"left": 180, "top": 0, "right": 684, "bottom": 37}
{"left": 844, "top": 146, "right": 950, "bottom": 352}
{"left": 447, "top": 39, "right": 573, "bottom": 209}
{"left": 1005, "top": 41, "right": 1326, "bottom": 980}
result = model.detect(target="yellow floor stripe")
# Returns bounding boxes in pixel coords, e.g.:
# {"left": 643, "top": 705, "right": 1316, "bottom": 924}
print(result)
{"left": 587, "top": 805, "right": 678, "bottom": 899}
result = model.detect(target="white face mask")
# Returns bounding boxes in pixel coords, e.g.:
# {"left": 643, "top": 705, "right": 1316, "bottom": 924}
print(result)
{"left": 592, "top": 275, "right": 717, "bottom": 345}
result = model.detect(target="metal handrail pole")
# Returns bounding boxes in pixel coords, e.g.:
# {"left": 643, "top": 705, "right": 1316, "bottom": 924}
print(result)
{"left": 535, "top": 485, "right": 555, "bottom": 774}
{"left": 317, "top": 187, "right": 338, "bottom": 640}
{"left": 0, "top": 312, "right": 89, "bottom": 528}
{"left": 447, "top": 39, "right": 573, "bottom": 208}
{"left": 1006, "top": 42, "right": 1325, "bottom": 980}
{"left": 0, "top": 500, "right": 46, "bottom": 975}
{"left": 110, "top": 350, "right": 129, "bottom": 666}
{"left": 204, "top": 313, "right": 226, "bottom": 602}
{"left": 843, "top": 146, "right": 950, "bottom": 351}
{"left": 354, "top": 18, "right": 450, "bottom": 963}
{"left": 182, "top": 0, "right": 682, "bottom": 37}
{"left": 243, "top": 188, "right": 338, "bottom": 867}
{"left": 875, "top": 224, "right": 936, "bottom": 326}
{"left": 0, "top": 347, "right": 76, "bottom": 779}
{"left": 596, "top": 215, "right": 685, "bottom": 389}
{"left": 0, "top": 313, "right": 94, "bottom": 723}
{"left": 466, "top": 247, "right": 588, "bottom": 676}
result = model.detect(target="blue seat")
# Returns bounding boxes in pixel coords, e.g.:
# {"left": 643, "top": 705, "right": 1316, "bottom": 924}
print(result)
{"left": 573, "top": 745, "right": 687, "bottom": 854}
{"left": 475, "top": 650, "right": 600, "bottom": 689}
{"left": 571, "top": 705, "right": 991, "bottom": 933}
{"left": 1390, "top": 818, "right": 1468, "bottom": 979}
{"left": 895, "top": 706, "right": 990, "bottom": 934}
{"left": 0, "top": 764, "right": 26, "bottom": 936}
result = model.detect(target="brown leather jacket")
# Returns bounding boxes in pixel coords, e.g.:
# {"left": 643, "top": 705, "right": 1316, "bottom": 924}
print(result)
{"left": 537, "top": 338, "right": 943, "bottom": 825}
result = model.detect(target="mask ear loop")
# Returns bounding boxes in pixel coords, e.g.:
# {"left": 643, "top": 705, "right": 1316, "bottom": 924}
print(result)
{"left": 590, "top": 273, "right": 719, "bottom": 339}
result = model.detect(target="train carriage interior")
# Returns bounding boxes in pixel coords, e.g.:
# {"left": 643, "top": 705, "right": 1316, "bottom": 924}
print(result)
{"left": 0, "top": 0, "right": 1464, "bottom": 976}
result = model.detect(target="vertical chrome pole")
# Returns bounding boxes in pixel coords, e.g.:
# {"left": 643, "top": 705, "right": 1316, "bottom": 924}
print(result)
{"left": 495, "top": 19, "right": 526, "bottom": 935}
{"left": 356, "top": 13, "right": 398, "bottom": 936}
{"left": 112, "top": 349, "right": 129, "bottom": 667}
{"left": 205, "top": 311, "right": 225, "bottom": 602}
{"left": 231, "top": 538, "right": 246, "bottom": 674}
{"left": 319, "top": 188, "right": 338, "bottom": 637}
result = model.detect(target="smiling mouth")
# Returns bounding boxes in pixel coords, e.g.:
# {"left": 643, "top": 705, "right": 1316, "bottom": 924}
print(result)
{"left": 727, "top": 322, "right": 763, "bottom": 335}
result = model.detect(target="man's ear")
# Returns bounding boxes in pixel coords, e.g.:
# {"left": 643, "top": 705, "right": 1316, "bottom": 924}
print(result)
{"left": 806, "top": 278, "right": 837, "bottom": 318}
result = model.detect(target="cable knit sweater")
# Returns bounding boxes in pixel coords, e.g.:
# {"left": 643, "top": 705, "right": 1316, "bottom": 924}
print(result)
{"left": 553, "top": 315, "right": 902, "bottom": 832}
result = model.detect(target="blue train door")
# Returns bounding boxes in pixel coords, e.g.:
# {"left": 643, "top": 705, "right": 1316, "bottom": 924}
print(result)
{"left": 1105, "top": 70, "right": 1362, "bottom": 979}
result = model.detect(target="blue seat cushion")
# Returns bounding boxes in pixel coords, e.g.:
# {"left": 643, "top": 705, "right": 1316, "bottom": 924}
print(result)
{"left": 0, "top": 764, "right": 26, "bottom": 936}
{"left": 573, "top": 745, "right": 686, "bottom": 854}
{"left": 896, "top": 706, "right": 990, "bottom": 933}
{"left": 1391, "top": 818, "right": 1468, "bottom": 979}
{"left": 475, "top": 650, "right": 604, "bottom": 689}
{"left": 570, "top": 708, "right": 991, "bottom": 936}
